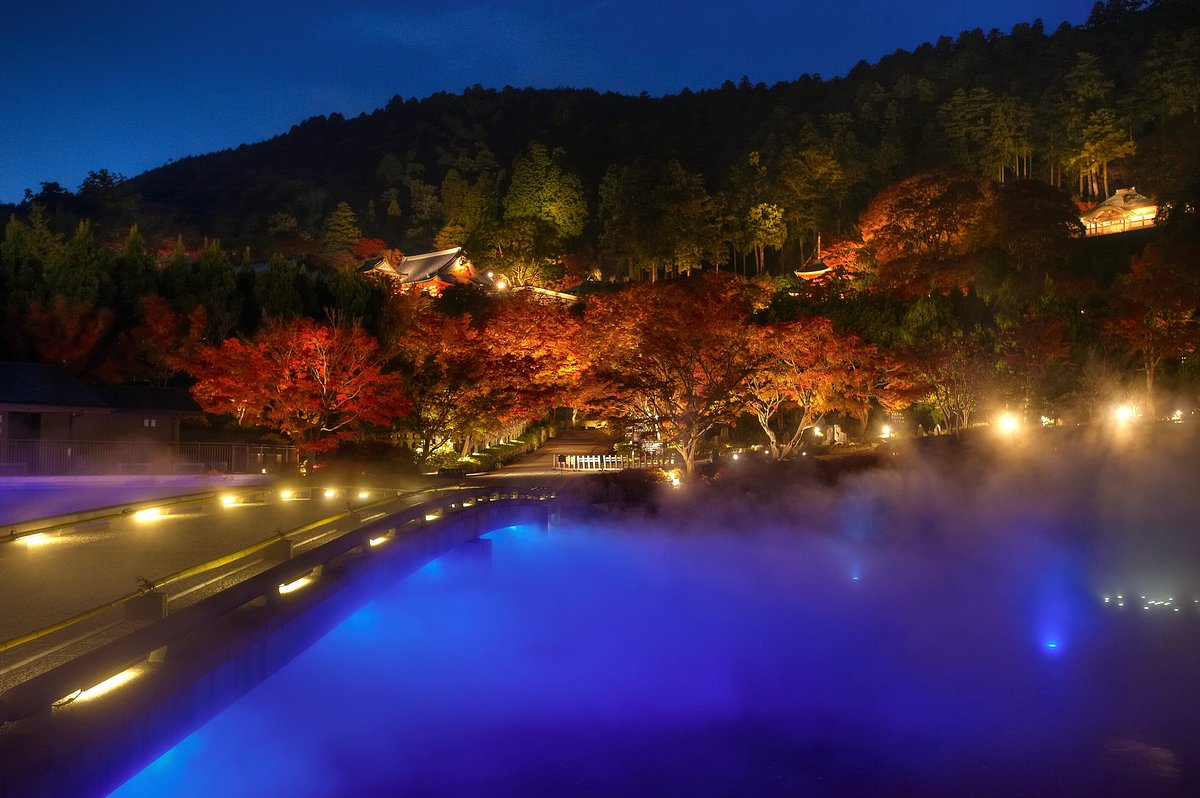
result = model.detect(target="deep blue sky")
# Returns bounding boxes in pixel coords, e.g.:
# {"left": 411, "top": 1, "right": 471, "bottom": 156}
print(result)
{"left": 1, "top": 0, "right": 1097, "bottom": 204}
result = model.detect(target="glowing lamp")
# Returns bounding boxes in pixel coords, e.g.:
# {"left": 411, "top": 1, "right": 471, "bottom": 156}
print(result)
{"left": 73, "top": 667, "right": 143, "bottom": 703}
{"left": 280, "top": 489, "right": 294, "bottom": 500}
{"left": 1114, "top": 404, "right": 1136, "bottom": 423}
{"left": 369, "top": 536, "right": 389, "bottom": 547}
{"left": 278, "top": 575, "right": 314, "bottom": 595}
{"left": 133, "top": 507, "right": 162, "bottom": 522}
{"left": 324, "top": 488, "right": 337, "bottom": 499}
{"left": 21, "top": 533, "right": 50, "bottom": 546}
{"left": 997, "top": 412, "right": 1019, "bottom": 434}
{"left": 880, "top": 424, "right": 892, "bottom": 439}
{"left": 219, "top": 495, "right": 237, "bottom": 507}
{"left": 358, "top": 490, "right": 370, "bottom": 500}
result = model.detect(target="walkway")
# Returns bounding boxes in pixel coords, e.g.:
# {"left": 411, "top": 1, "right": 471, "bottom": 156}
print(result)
{"left": 474, "top": 427, "right": 615, "bottom": 479}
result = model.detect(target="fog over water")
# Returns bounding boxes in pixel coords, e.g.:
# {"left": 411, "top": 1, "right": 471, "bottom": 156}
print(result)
{"left": 112, "top": 427, "right": 1200, "bottom": 797}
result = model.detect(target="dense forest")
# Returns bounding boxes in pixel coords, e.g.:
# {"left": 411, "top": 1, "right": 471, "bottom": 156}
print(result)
{"left": 1, "top": 0, "right": 1197, "bottom": 471}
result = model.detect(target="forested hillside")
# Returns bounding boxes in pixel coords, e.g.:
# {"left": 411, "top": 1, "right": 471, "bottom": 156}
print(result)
{"left": 8, "top": 0, "right": 1197, "bottom": 279}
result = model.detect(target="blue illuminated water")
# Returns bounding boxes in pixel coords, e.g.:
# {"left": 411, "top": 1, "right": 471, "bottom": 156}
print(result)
{"left": 111, "top": 516, "right": 1200, "bottom": 797}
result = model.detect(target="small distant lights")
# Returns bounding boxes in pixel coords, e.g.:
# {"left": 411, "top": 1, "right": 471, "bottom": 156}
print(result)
{"left": 1103, "top": 592, "right": 1198, "bottom": 615}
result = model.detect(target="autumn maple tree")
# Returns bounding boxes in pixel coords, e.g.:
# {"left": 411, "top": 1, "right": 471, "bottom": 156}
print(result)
{"left": 583, "top": 275, "right": 760, "bottom": 477}
{"left": 743, "top": 318, "right": 876, "bottom": 459}
{"left": 187, "top": 316, "right": 407, "bottom": 457}
{"left": 1103, "top": 241, "right": 1199, "bottom": 411}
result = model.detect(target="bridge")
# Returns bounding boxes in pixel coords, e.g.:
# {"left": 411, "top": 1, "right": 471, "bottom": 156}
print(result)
{"left": 0, "top": 484, "right": 558, "bottom": 797}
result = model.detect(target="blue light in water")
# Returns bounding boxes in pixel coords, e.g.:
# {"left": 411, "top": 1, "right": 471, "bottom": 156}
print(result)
{"left": 1046, "top": 641, "right": 1058, "bottom": 649}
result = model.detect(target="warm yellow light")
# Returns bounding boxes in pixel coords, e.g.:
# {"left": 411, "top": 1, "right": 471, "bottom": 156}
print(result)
{"left": 280, "top": 489, "right": 294, "bottom": 500}
{"left": 133, "top": 507, "right": 162, "bottom": 522}
{"left": 997, "top": 412, "right": 1019, "bottom": 434}
{"left": 1114, "top": 404, "right": 1137, "bottom": 423}
{"left": 732, "top": 453, "right": 739, "bottom": 460}
{"left": 424, "top": 513, "right": 441, "bottom": 522}
{"left": 75, "top": 667, "right": 143, "bottom": 703}
{"left": 369, "top": 535, "right": 389, "bottom": 547}
{"left": 495, "top": 278, "right": 509, "bottom": 290}
{"left": 324, "top": 488, "right": 337, "bottom": 499}
{"left": 1170, "top": 409, "right": 1183, "bottom": 423}
{"left": 813, "top": 426, "right": 823, "bottom": 437}
{"left": 880, "top": 425, "right": 892, "bottom": 439}
{"left": 22, "top": 533, "right": 50, "bottom": 546}
{"left": 220, "top": 495, "right": 237, "bottom": 507}
{"left": 278, "top": 575, "right": 314, "bottom": 594}
{"left": 357, "top": 490, "right": 370, "bottom": 500}
{"left": 670, "top": 476, "right": 681, "bottom": 487}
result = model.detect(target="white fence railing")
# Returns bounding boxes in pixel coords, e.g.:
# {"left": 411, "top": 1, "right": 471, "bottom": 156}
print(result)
{"left": 553, "top": 453, "right": 677, "bottom": 472}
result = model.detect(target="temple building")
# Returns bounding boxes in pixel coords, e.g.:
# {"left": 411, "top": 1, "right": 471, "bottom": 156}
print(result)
{"left": 1081, "top": 188, "right": 1157, "bottom": 236}
{"left": 357, "top": 246, "right": 493, "bottom": 295}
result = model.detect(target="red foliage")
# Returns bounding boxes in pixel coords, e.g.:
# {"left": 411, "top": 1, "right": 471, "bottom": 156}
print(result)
{"left": 186, "top": 318, "right": 407, "bottom": 452}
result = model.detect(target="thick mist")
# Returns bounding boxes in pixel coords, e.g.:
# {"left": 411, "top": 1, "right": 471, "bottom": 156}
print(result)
{"left": 112, "top": 426, "right": 1200, "bottom": 797}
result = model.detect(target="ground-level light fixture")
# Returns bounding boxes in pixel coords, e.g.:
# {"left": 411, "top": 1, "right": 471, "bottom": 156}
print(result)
{"left": 997, "top": 412, "right": 1020, "bottom": 435}
{"left": 133, "top": 507, "right": 163, "bottom": 522}
{"left": 278, "top": 574, "right": 314, "bottom": 595}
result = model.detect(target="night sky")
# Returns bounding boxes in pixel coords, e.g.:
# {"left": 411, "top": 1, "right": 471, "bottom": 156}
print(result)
{"left": 2, "top": 0, "right": 1097, "bottom": 204}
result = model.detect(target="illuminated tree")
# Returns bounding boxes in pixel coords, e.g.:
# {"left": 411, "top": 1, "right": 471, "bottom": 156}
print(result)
{"left": 188, "top": 317, "right": 406, "bottom": 457}
{"left": 743, "top": 318, "right": 875, "bottom": 459}
{"left": 321, "top": 201, "right": 361, "bottom": 260}
{"left": 1104, "top": 242, "right": 1200, "bottom": 410}
{"left": 390, "top": 311, "right": 494, "bottom": 465}
{"left": 583, "top": 276, "right": 760, "bottom": 476}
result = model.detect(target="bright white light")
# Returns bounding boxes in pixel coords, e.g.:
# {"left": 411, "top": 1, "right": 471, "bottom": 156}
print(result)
{"left": 732, "top": 453, "right": 739, "bottom": 460}
{"left": 21, "top": 533, "right": 50, "bottom": 546}
{"left": 369, "top": 536, "right": 389, "bottom": 547}
{"left": 133, "top": 507, "right": 162, "bottom": 522}
{"left": 496, "top": 278, "right": 509, "bottom": 290}
{"left": 997, "top": 412, "right": 1019, "bottom": 434}
{"left": 280, "top": 489, "right": 294, "bottom": 500}
{"left": 357, "top": 490, "right": 370, "bottom": 500}
{"left": 813, "top": 426, "right": 823, "bottom": 437}
{"left": 1170, "top": 409, "right": 1183, "bottom": 423}
{"left": 880, "top": 425, "right": 892, "bottom": 439}
{"left": 424, "top": 513, "right": 441, "bottom": 522}
{"left": 278, "top": 575, "right": 314, "bottom": 594}
{"left": 75, "top": 667, "right": 142, "bottom": 702}
{"left": 220, "top": 495, "right": 237, "bottom": 507}
{"left": 1114, "top": 404, "right": 1137, "bottom": 423}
